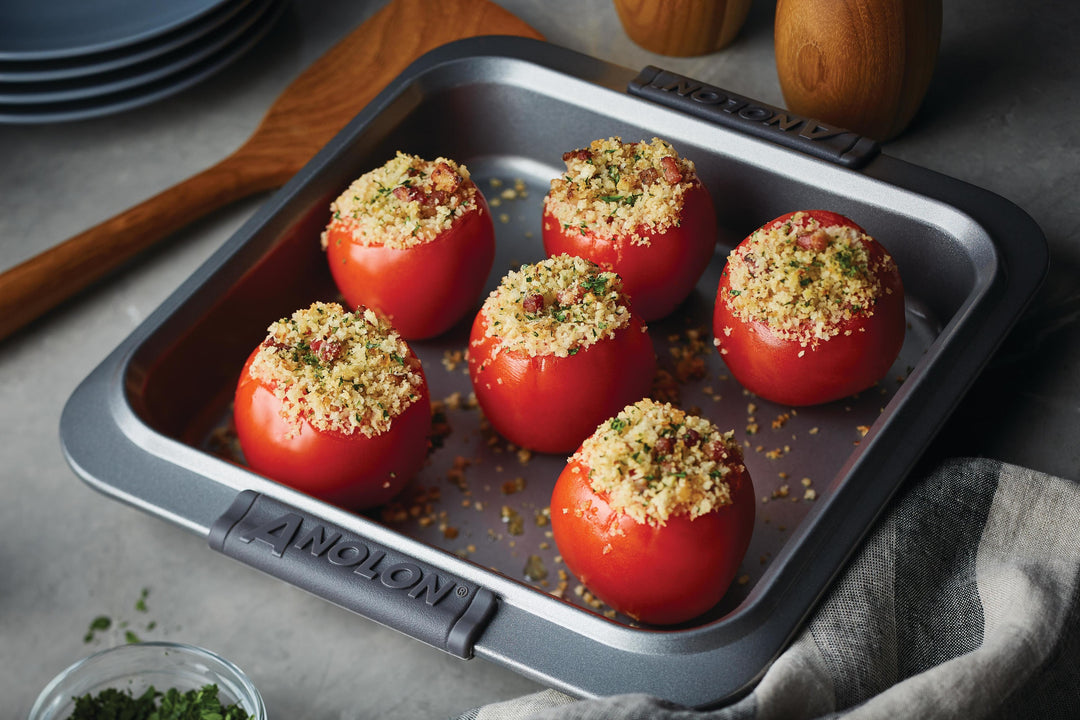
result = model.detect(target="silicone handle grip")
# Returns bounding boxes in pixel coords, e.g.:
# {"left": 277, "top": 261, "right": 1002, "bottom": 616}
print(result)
{"left": 209, "top": 491, "right": 496, "bottom": 658}
{"left": 628, "top": 66, "right": 880, "bottom": 168}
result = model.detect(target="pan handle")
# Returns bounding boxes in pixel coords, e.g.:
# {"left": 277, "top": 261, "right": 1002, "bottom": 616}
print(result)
{"left": 627, "top": 66, "right": 880, "bottom": 169}
{"left": 209, "top": 490, "right": 496, "bottom": 659}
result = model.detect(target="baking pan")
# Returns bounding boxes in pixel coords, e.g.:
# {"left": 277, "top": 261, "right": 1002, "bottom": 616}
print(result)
{"left": 60, "top": 37, "right": 1047, "bottom": 707}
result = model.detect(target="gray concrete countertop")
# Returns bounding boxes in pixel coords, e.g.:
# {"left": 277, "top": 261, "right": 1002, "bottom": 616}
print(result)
{"left": 3, "top": 1, "right": 1077, "bottom": 717}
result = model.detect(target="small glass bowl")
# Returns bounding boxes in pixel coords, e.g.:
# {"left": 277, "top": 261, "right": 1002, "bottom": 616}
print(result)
{"left": 28, "top": 641, "right": 266, "bottom": 720}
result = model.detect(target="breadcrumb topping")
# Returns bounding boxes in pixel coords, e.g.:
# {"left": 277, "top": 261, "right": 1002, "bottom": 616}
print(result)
{"left": 543, "top": 137, "right": 697, "bottom": 245}
{"left": 477, "top": 254, "right": 634, "bottom": 358}
{"left": 320, "top": 152, "right": 478, "bottom": 250}
{"left": 574, "top": 399, "right": 743, "bottom": 527}
{"left": 248, "top": 302, "right": 424, "bottom": 437}
{"left": 722, "top": 212, "right": 895, "bottom": 347}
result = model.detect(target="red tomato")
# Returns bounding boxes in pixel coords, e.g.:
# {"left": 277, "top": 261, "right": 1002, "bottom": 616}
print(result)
{"left": 467, "top": 311, "right": 656, "bottom": 455}
{"left": 542, "top": 180, "right": 717, "bottom": 321}
{"left": 233, "top": 347, "right": 431, "bottom": 509}
{"left": 713, "top": 210, "right": 905, "bottom": 406}
{"left": 324, "top": 187, "right": 495, "bottom": 340}
{"left": 550, "top": 454, "right": 755, "bottom": 625}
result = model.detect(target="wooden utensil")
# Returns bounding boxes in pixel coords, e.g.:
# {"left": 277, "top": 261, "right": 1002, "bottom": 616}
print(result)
{"left": 774, "top": 0, "right": 940, "bottom": 141}
{"left": 613, "top": 0, "right": 752, "bottom": 56}
{"left": 0, "top": 0, "right": 542, "bottom": 343}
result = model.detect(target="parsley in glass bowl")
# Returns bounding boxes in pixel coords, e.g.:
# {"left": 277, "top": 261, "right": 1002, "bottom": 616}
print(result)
{"left": 28, "top": 641, "right": 266, "bottom": 720}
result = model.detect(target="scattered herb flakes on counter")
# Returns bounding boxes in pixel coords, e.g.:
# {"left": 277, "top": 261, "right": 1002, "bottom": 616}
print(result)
{"left": 84, "top": 616, "right": 111, "bottom": 644}
{"left": 67, "top": 683, "right": 251, "bottom": 720}
{"left": 84, "top": 588, "right": 161, "bottom": 645}
{"left": 134, "top": 587, "right": 150, "bottom": 613}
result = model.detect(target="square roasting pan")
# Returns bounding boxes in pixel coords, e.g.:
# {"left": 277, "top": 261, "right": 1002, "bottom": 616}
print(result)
{"left": 60, "top": 37, "right": 1047, "bottom": 708}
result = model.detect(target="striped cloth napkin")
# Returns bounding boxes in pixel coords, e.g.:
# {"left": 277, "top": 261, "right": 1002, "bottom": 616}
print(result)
{"left": 456, "top": 458, "right": 1080, "bottom": 719}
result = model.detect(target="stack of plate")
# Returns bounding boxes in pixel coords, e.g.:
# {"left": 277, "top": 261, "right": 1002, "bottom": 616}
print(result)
{"left": 0, "top": 0, "right": 286, "bottom": 124}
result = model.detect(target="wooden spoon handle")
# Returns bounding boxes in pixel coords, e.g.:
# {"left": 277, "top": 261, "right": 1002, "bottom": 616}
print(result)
{"left": 0, "top": 149, "right": 287, "bottom": 342}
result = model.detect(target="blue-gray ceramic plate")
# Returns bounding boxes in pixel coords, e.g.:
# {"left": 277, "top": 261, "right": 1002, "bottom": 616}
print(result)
{"left": 0, "top": 0, "right": 235, "bottom": 60}
{"left": 0, "top": 0, "right": 283, "bottom": 124}
{"left": 0, "top": 0, "right": 255, "bottom": 82}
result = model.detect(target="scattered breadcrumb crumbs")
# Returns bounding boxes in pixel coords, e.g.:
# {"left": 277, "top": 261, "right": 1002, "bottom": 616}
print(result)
{"left": 446, "top": 456, "right": 471, "bottom": 493}
{"left": 523, "top": 554, "right": 547, "bottom": 582}
{"left": 501, "top": 477, "right": 526, "bottom": 495}
{"left": 442, "top": 349, "right": 464, "bottom": 372}
{"left": 551, "top": 570, "right": 569, "bottom": 598}
{"left": 719, "top": 211, "right": 897, "bottom": 347}
{"left": 544, "top": 137, "right": 698, "bottom": 245}
{"left": 667, "top": 325, "right": 711, "bottom": 383}
{"left": 856, "top": 425, "right": 870, "bottom": 437}
{"left": 650, "top": 368, "right": 681, "bottom": 405}
{"left": 501, "top": 505, "right": 524, "bottom": 535}
{"left": 248, "top": 302, "right": 423, "bottom": 438}
{"left": 321, "top": 152, "right": 479, "bottom": 251}
{"left": 475, "top": 254, "right": 634, "bottom": 359}
{"left": 429, "top": 401, "right": 451, "bottom": 450}
{"left": 573, "top": 399, "right": 744, "bottom": 527}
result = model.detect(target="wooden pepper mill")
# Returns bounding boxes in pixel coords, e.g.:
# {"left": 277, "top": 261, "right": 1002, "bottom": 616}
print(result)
{"left": 614, "top": 0, "right": 753, "bottom": 56}
{"left": 774, "top": 0, "right": 942, "bottom": 141}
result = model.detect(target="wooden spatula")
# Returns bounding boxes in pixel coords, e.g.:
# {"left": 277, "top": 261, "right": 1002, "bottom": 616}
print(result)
{"left": 0, "top": 0, "right": 542, "bottom": 342}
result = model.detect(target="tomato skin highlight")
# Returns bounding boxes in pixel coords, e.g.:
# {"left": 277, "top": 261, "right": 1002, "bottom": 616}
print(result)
{"left": 467, "top": 311, "right": 657, "bottom": 455}
{"left": 325, "top": 188, "right": 496, "bottom": 339}
{"left": 551, "top": 457, "right": 755, "bottom": 625}
{"left": 713, "top": 210, "right": 905, "bottom": 407}
{"left": 542, "top": 180, "right": 717, "bottom": 321}
{"left": 233, "top": 348, "right": 431, "bottom": 509}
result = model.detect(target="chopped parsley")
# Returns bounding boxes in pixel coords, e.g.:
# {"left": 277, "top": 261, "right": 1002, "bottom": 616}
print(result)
{"left": 67, "top": 684, "right": 252, "bottom": 720}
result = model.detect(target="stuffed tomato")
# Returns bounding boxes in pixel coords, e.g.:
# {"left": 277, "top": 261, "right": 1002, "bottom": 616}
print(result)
{"left": 542, "top": 137, "right": 717, "bottom": 321}
{"left": 551, "top": 398, "right": 755, "bottom": 625}
{"left": 234, "top": 302, "right": 431, "bottom": 509}
{"left": 321, "top": 152, "right": 495, "bottom": 339}
{"left": 713, "top": 210, "right": 905, "bottom": 406}
{"left": 467, "top": 254, "right": 656, "bottom": 454}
